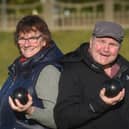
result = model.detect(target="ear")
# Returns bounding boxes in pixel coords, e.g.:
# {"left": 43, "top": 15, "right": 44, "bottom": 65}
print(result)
{"left": 89, "top": 37, "right": 93, "bottom": 49}
{"left": 42, "top": 40, "right": 47, "bottom": 47}
{"left": 118, "top": 45, "right": 121, "bottom": 50}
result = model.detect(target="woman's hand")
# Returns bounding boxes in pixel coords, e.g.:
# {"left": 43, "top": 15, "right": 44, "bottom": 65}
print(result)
{"left": 99, "top": 88, "right": 125, "bottom": 105}
{"left": 9, "top": 94, "right": 34, "bottom": 115}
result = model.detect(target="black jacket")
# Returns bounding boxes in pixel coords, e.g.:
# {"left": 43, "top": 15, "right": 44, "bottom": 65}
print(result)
{"left": 54, "top": 43, "right": 129, "bottom": 129}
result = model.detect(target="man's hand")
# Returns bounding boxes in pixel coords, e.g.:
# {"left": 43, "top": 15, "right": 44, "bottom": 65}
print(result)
{"left": 99, "top": 88, "right": 125, "bottom": 105}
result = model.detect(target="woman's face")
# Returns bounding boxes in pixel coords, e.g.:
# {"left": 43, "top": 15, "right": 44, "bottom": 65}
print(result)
{"left": 17, "top": 31, "right": 46, "bottom": 58}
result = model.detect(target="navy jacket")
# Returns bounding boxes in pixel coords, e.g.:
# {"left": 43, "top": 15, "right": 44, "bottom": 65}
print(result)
{"left": 0, "top": 41, "right": 63, "bottom": 129}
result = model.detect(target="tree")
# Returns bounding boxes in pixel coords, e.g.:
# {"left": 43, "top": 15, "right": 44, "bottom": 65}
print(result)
{"left": 56, "top": 0, "right": 98, "bottom": 3}
{"left": 0, "top": 0, "right": 42, "bottom": 15}
{"left": 0, "top": 0, "right": 37, "bottom": 4}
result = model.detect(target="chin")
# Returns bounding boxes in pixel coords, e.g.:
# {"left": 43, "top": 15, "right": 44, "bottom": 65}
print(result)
{"left": 96, "top": 61, "right": 109, "bottom": 66}
{"left": 24, "top": 54, "right": 33, "bottom": 58}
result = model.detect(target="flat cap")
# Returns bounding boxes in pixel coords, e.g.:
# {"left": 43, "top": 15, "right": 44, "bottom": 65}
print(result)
{"left": 92, "top": 21, "right": 124, "bottom": 44}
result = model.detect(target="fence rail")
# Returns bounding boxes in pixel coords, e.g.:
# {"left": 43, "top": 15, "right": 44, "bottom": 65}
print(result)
{"left": 0, "top": 0, "right": 129, "bottom": 31}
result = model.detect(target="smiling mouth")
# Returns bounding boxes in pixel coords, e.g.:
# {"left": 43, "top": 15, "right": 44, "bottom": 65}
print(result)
{"left": 23, "top": 47, "right": 35, "bottom": 51}
{"left": 100, "top": 53, "right": 110, "bottom": 57}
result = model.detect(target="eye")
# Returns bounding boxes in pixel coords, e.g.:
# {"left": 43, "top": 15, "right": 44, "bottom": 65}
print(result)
{"left": 28, "top": 37, "right": 37, "bottom": 42}
{"left": 17, "top": 37, "right": 26, "bottom": 44}
{"left": 109, "top": 43, "right": 119, "bottom": 47}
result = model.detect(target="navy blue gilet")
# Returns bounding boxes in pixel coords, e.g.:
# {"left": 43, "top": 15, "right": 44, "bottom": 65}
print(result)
{"left": 0, "top": 42, "right": 63, "bottom": 129}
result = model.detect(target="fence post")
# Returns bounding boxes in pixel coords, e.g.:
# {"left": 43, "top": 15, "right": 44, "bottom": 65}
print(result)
{"left": 42, "top": 0, "right": 55, "bottom": 28}
{"left": 1, "top": 0, "right": 7, "bottom": 31}
{"left": 104, "top": 0, "right": 114, "bottom": 21}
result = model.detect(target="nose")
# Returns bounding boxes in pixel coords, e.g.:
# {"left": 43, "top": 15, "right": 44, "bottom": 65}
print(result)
{"left": 103, "top": 44, "right": 110, "bottom": 52}
{"left": 24, "top": 39, "right": 30, "bottom": 46}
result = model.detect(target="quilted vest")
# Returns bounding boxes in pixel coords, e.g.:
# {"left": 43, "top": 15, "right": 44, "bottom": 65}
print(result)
{"left": 0, "top": 42, "right": 63, "bottom": 129}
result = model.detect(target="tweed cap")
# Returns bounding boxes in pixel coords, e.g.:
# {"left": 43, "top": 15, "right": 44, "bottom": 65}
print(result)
{"left": 92, "top": 21, "right": 124, "bottom": 44}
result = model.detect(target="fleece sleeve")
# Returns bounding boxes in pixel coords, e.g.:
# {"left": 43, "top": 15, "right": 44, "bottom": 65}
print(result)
{"left": 26, "top": 65, "right": 60, "bottom": 129}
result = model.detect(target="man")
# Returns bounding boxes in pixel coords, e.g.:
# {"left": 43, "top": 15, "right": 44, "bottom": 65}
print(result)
{"left": 54, "top": 21, "right": 129, "bottom": 129}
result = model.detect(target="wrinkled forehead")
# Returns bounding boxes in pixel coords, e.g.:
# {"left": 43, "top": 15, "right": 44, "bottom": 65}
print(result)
{"left": 93, "top": 36, "right": 120, "bottom": 44}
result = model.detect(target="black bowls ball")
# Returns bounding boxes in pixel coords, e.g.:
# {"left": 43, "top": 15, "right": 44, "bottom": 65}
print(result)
{"left": 11, "top": 87, "right": 28, "bottom": 105}
{"left": 104, "top": 79, "right": 123, "bottom": 98}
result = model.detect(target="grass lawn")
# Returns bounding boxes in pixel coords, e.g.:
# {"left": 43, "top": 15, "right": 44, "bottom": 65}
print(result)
{"left": 0, "top": 30, "right": 129, "bottom": 86}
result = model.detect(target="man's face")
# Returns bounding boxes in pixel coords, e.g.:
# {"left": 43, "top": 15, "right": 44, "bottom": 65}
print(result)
{"left": 89, "top": 37, "right": 120, "bottom": 65}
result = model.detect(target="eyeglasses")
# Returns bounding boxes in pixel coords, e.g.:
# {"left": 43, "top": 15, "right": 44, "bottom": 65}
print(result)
{"left": 17, "top": 35, "right": 42, "bottom": 44}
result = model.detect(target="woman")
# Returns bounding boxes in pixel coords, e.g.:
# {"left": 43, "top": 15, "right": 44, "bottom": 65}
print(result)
{"left": 0, "top": 15, "right": 63, "bottom": 129}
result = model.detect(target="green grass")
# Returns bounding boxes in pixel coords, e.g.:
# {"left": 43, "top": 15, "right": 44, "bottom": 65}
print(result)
{"left": 0, "top": 30, "right": 129, "bottom": 86}
{"left": 0, "top": 32, "right": 19, "bottom": 86}
{"left": 52, "top": 30, "right": 91, "bottom": 53}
